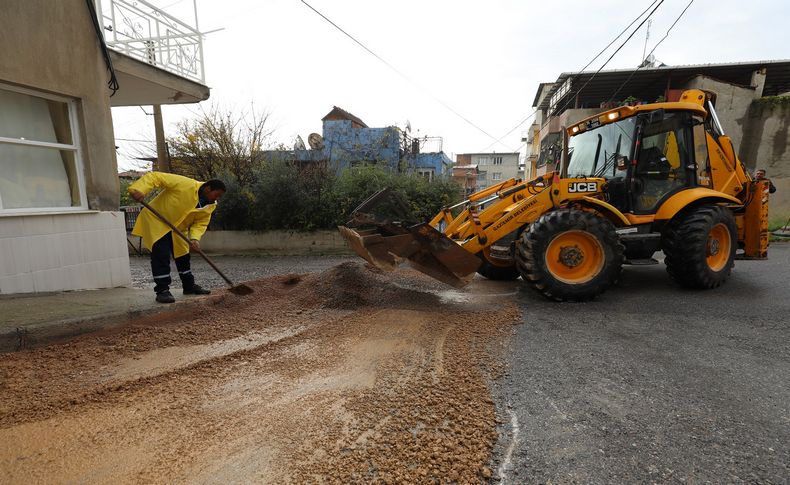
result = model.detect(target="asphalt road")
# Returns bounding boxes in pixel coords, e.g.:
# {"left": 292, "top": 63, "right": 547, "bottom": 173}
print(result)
{"left": 492, "top": 243, "right": 790, "bottom": 484}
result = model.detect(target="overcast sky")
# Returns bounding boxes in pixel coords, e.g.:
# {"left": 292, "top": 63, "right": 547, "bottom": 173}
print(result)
{"left": 112, "top": 0, "right": 789, "bottom": 170}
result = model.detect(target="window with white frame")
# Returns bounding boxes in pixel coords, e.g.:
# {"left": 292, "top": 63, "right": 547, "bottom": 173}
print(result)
{"left": 0, "top": 84, "right": 85, "bottom": 212}
{"left": 492, "top": 172, "right": 502, "bottom": 181}
{"left": 477, "top": 156, "right": 489, "bottom": 165}
{"left": 492, "top": 156, "right": 503, "bottom": 165}
{"left": 417, "top": 168, "right": 434, "bottom": 181}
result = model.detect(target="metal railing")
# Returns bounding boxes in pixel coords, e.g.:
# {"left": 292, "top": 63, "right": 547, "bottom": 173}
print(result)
{"left": 120, "top": 205, "right": 142, "bottom": 231}
{"left": 97, "top": 0, "right": 205, "bottom": 83}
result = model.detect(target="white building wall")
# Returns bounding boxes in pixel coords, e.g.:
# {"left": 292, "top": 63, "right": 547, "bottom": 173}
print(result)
{"left": 472, "top": 153, "right": 520, "bottom": 190}
{"left": 0, "top": 212, "right": 130, "bottom": 294}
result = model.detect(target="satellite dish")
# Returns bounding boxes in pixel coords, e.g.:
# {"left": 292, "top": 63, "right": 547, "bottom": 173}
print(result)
{"left": 308, "top": 133, "right": 325, "bottom": 150}
{"left": 294, "top": 135, "right": 306, "bottom": 150}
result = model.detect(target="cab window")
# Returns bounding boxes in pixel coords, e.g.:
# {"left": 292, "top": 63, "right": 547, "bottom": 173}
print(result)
{"left": 633, "top": 112, "right": 691, "bottom": 212}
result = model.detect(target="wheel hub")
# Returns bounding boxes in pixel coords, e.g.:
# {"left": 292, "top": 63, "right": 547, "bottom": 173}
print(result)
{"left": 708, "top": 237, "right": 720, "bottom": 257}
{"left": 559, "top": 245, "right": 584, "bottom": 268}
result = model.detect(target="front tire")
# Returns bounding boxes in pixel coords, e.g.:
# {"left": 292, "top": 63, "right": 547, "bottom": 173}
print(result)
{"left": 515, "top": 209, "right": 624, "bottom": 301}
{"left": 662, "top": 205, "right": 736, "bottom": 288}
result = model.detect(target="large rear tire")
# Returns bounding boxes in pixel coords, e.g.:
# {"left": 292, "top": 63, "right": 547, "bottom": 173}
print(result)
{"left": 662, "top": 205, "right": 736, "bottom": 288}
{"left": 515, "top": 209, "right": 624, "bottom": 301}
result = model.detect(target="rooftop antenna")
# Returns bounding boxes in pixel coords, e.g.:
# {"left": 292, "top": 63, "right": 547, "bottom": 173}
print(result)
{"left": 641, "top": 19, "right": 652, "bottom": 65}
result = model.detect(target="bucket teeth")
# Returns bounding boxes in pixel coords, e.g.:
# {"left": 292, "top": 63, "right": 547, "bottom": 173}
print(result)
{"left": 338, "top": 224, "right": 481, "bottom": 288}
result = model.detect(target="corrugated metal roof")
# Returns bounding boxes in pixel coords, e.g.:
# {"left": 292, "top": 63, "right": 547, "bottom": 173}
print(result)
{"left": 536, "top": 59, "right": 790, "bottom": 112}
{"left": 531, "top": 82, "right": 555, "bottom": 108}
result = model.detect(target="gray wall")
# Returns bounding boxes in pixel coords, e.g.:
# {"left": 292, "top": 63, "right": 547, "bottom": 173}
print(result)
{"left": 0, "top": 0, "right": 120, "bottom": 210}
{"left": 739, "top": 98, "right": 790, "bottom": 176}
{"left": 740, "top": 98, "right": 790, "bottom": 219}
{"left": 685, "top": 75, "right": 790, "bottom": 219}
{"left": 685, "top": 75, "right": 762, "bottom": 159}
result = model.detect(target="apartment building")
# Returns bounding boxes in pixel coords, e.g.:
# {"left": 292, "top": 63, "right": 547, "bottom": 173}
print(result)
{"left": 454, "top": 152, "right": 520, "bottom": 192}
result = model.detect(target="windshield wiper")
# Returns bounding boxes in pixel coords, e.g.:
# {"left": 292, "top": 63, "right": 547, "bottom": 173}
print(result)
{"left": 593, "top": 133, "right": 624, "bottom": 178}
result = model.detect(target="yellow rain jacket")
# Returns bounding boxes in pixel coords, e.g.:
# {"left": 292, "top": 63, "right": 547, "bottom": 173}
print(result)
{"left": 128, "top": 172, "right": 217, "bottom": 258}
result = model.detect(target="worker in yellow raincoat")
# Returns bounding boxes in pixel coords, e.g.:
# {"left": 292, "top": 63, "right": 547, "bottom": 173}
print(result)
{"left": 128, "top": 172, "right": 226, "bottom": 303}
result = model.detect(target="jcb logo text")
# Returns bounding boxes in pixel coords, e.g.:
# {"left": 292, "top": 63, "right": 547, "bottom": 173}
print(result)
{"left": 568, "top": 182, "right": 598, "bottom": 193}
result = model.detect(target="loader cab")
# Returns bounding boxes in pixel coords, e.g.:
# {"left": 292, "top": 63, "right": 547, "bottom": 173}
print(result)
{"left": 566, "top": 108, "right": 705, "bottom": 214}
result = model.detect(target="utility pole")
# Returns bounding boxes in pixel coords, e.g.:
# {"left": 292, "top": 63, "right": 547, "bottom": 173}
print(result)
{"left": 153, "top": 104, "right": 168, "bottom": 172}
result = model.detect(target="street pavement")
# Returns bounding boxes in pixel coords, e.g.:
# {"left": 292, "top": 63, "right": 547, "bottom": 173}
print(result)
{"left": 492, "top": 243, "right": 790, "bottom": 484}
{"left": 1, "top": 255, "right": 354, "bottom": 352}
{"left": 3, "top": 247, "right": 788, "bottom": 482}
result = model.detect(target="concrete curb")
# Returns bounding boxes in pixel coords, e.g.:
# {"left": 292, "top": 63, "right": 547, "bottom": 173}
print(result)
{"left": 0, "top": 293, "right": 232, "bottom": 353}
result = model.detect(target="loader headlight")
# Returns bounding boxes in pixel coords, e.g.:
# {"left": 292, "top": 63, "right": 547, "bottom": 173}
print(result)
{"left": 571, "top": 125, "right": 580, "bottom": 134}
{"left": 607, "top": 112, "right": 620, "bottom": 121}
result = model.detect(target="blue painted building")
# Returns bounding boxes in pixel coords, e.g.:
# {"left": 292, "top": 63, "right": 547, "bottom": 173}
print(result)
{"left": 411, "top": 152, "right": 453, "bottom": 181}
{"left": 264, "top": 106, "right": 452, "bottom": 178}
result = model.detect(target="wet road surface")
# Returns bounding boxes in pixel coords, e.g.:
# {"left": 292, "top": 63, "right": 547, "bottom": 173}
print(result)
{"left": 492, "top": 244, "right": 790, "bottom": 483}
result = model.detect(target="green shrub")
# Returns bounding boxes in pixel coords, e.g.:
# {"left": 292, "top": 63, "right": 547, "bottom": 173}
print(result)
{"left": 209, "top": 159, "right": 462, "bottom": 232}
{"left": 119, "top": 178, "right": 136, "bottom": 207}
{"left": 211, "top": 175, "right": 255, "bottom": 230}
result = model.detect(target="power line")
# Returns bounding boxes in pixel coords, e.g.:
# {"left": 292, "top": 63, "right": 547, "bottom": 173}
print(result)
{"left": 115, "top": 138, "right": 154, "bottom": 143}
{"left": 299, "top": 0, "right": 504, "bottom": 148}
{"left": 480, "top": 0, "right": 663, "bottom": 153}
{"left": 480, "top": 111, "right": 536, "bottom": 153}
{"left": 552, "top": 0, "right": 665, "bottom": 118}
{"left": 575, "top": 0, "right": 663, "bottom": 75}
{"left": 607, "top": 0, "right": 695, "bottom": 104}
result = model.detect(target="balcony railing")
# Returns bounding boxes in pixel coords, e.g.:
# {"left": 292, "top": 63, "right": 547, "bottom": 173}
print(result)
{"left": 97, "top": 0, "right": 205, "bottom": 83}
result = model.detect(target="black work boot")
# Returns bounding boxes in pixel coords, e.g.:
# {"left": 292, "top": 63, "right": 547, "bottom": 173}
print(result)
{"left": 156, "top": 290, "right": 176, "bottom": 303}
{"left": 183, "top": 285, "right": 211, "bottom": 295}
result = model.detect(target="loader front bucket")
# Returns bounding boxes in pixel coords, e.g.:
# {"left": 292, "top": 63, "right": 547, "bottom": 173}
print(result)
{"left": 338, "top": 223, "right": 481, "bottom": 288}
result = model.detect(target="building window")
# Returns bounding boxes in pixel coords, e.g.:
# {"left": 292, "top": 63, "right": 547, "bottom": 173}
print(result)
{"left": 492, "top": 156, "right": 503, "bottom": 165}
{"left": 0, "top": 84, "right": 85, "bottom": 212}
{"left": 478, "top": 156, "right": 489, "bottom": 165}
{"left": 492, "top": 172, "right": 502, "bottom": 181}
{"left": 417, "top": 168, "right": 434, "bottom": 181}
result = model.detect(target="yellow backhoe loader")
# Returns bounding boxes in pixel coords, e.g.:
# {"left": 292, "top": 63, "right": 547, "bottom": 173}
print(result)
{"left": 339, "top": 90, "right": 771, "bottom": 301}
